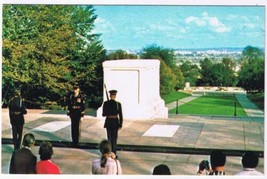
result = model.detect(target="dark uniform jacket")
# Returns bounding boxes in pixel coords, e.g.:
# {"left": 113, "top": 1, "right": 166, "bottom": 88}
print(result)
{"left": 8, "top": 96, "right": 27, "bottom": 125}
{"left": 9, "top": 147, "right": 37, "bottom": 174}
{"left": 102, "top": 99, "right": 123, "bottom": 129}
{"left": 67, "top": 93, "right": 85, "bottom": 117}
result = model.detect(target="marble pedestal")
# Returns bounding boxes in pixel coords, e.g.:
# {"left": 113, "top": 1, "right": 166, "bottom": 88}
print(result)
{"left": 96, "top": 59, "right": 168, "bottom": 120}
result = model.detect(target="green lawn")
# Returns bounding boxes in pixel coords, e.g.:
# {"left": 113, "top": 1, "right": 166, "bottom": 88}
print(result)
{"left": 161, "top": 91, "right": 191, "bottom": 104}
{"left": 169, "top": 95, "right": 247, "bottom": 117}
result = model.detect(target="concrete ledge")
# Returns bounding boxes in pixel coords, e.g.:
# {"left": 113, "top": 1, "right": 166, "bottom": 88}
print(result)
{"left": 2, "top": 138, "right": 263, "bottom": 158}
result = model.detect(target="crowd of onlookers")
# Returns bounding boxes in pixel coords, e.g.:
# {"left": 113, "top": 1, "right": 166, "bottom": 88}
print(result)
{"left": 152, "top": 150, "right": 263, "bottom": 176}
{"left": 8, "top": 133, "right": 263, "bottom": 175}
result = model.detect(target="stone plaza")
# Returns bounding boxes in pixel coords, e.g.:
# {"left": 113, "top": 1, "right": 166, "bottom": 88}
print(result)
{"left": 1, "top": 97, "right": 264, "bottom": 175}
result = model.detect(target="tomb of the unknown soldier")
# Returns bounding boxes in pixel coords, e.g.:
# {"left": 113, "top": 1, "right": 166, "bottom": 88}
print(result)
{"left": 97, "top": 59, "right": 168, "bottom": 120}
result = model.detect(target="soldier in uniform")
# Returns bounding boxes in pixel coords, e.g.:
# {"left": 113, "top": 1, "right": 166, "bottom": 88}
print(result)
{"left": 8, "top": 90, "right": 27, "bottom": 150}
{"left": 102, "top": 90, "right": 123, "bottom": 155}
{"left": 67, "top": 83, "right": 85, "bottom": 146}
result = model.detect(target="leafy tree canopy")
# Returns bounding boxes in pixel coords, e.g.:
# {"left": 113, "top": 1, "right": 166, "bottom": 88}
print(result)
{"left": 140, "top": 44, "right": 184, "bottom": 94}
{"left": 2, "top": 5, "right": 106, "bottom": 108}
{"left": 238, "top": 46, "right": 264, "bottom": 93}
{"left": 107, "top": 49, "right": 139, "bottom": 60}
{"left": 180, "top": 61, "right": 200, "bottom": 86}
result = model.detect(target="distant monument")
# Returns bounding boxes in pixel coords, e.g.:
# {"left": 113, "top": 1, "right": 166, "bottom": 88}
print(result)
{"left": 96, "top": 59, "right": 168, "bottom": 120}
{"left": 184, "top": 82, "right": 191, "bottom": 91}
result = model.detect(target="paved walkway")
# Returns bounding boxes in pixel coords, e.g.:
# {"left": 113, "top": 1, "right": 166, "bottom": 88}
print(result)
{"left": 166, "top": 96, "right": 199, "bottom": 110}
{"left": 235, "top": 94, "right": 264, "bottom": 117}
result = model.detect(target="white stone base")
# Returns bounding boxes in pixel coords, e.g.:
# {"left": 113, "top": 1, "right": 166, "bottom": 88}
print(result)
{"left": 97, "top": 99, "right": 168, "bottom": 120}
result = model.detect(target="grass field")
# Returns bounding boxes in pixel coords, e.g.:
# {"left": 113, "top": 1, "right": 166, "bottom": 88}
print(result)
{"left": 169, "top": 95, "right": 247, "bottom": 117}
{"left": 161, "top": 91, "right": 191, "bottom": 104}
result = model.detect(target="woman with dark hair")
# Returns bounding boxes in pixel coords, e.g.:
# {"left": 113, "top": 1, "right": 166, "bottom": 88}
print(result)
{"left": 152, "top": 164, "right": 171, "bottom": 175}
{"left": 92, "top": 139, "right": 122, "bottom": 175}
{"left": 36, "top": 141, "right": 60, "bottom": 174}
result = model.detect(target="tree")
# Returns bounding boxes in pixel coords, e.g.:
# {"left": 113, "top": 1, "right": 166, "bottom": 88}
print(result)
{"left": 199, "top": 57, "right": 237, "bottom": 87}
{"left": 141, "top": 45, "right": 184, "bottom": 94}
{"left": 180, "top": 61, "right": 200, "bottom": 86}
{"left": 67, "top": 6, "right": 106, "bottom": 105}
{"left": 141, "top": 44, "right": 176, "bottom": 67}
{"left": 221, "top": 57, "right": 237, "bottom": 86}
{"left": 2, "top": 5, "right": 105, "bottom": 108}
{"left": 160, "top": 60, "right": 177, "bottom": 94}
{"left": 199, "top": 58, "right": 213, "bottom": 85}
{"left": 238, "top": 46, "right": 264, "bottom": 92}
{"left": 210, "top": 63, "right": 225, "bottom": 86}
{"left": 107, "top": 49, "right": 138, "bottom": 60}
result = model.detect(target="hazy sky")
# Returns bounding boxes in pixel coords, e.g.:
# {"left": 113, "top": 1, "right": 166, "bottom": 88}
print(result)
{"left": 92, "top": 5, "right": 265, "bottom": 50}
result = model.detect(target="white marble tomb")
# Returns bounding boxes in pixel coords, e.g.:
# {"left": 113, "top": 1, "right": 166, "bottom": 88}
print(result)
{"left": 96, "top": 59, "right": 168, "bottom": 120}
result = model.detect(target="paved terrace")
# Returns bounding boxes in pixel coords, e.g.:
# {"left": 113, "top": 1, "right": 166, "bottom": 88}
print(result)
{"left": 1, "top": 92, "right": 265, "bottom": 175}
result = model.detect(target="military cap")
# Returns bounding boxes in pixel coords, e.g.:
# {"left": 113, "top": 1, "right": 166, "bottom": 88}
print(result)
{"left": 73, "top": 83, "right": 79, "bottom": 89}
{"left": 14, "top": 90, "right": 21, "bottom": 96}
{"left": 109, "top": 90, "right": 117, "bottom": 95}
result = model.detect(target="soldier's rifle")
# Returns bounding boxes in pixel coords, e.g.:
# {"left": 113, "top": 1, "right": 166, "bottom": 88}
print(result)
{"left": 104, "top": 84, "right": 109, "bottom": 101}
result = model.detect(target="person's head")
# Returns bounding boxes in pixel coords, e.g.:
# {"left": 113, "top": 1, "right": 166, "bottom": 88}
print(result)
{"left": 210, "top": 150, "right": 226, "bottom": 170}
{"left": 152, "top": 164, "right": 171, "bottom": 175}
{"left": 242, "top": 151, "right": 259, "bottom": 168}
{"left": 73, "top": 83, "right": 80, "bottom": 94}
{"left": 99, "top": 140, "right": 111, "bottom": 155}
{"left": 109, "top": 90, "right": 117, "bottom": 100}
{"left": 99, "top": 140, "right": 112, "bottom": 167}
{"left": 22, "top": 133, "right": 35, "bottom": 148}
{"left": 39, "top": 141, "right": 53, "bottom": 160}
{"left": 14, "top": 90, "right": 21, "bottom": 97}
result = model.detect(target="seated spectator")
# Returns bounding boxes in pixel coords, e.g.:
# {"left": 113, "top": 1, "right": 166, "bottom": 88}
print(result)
{"left": 36, "top": 141, "right": 60, "bottom": 174}
{"left": 196, "top": 160, "right": 211, "bottom": 175}
{"left": 9, "top": 133, "right": 37, "bottom": 174}
{"left": 92, "top": 139, "right": 122, "bottom": 175}
{"left": 209, "top": 150, "right": 226, "bottom": 175}
{"left": 197, "top": 150, "right": 226, "bottom": 175}
{"left": 152, "top": 164, "right": 171, "bottom": 175}
{"left": 235, "top": 151, "right": 263, "bottom": 175}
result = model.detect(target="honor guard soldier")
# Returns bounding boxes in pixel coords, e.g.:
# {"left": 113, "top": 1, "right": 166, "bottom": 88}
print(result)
{"left": 8, "top": 90, "right": 27, "bottom": 150}
{"left": 67, "top": 83, "right": 85, "bottom": 146}
{"left": 102, "top": 90, "right": 123, "bottom": 156}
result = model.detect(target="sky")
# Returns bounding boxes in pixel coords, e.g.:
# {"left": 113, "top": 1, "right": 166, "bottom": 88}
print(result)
{"left": 92, "top": 5, "right": 265, "bottom": 51}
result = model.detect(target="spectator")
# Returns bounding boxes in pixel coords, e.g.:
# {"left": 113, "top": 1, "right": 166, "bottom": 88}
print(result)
{"left": 36, "top": 141, "right": 60, "bottom": 174}
{"left": 9, "top": 133, "right": 37, "bottom": 174}
{"left": 197, "top": 150, "right": 226, "bottom": 175}
{"left": 235, "top": 151, "right": 263, "bottom": 175}
{"left": 92, "top": 140, "right": 122, "bottom": 175}
{"left": 152, "top": 164, "right": 171, "bottom": 175}
{"left": 209, "top": 150, "right": 226, "bottom": 175}
{"left": 196, "top": 160, "right": 211, "bottom": 175}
